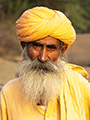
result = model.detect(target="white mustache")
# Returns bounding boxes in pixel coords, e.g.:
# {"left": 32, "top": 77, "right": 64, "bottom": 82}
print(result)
{"left": 25, "top": 58, "right": 58, "bottom": 73}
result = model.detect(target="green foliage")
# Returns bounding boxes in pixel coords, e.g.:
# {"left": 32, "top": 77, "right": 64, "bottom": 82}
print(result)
{"left": 65, "top": 0, "right": 90, "bottom": 33}
{"left": 0, "top": 0, "right": 35, "bottom": 20}
{"left": 0, "top": 0, "right": 90, "bottom": 33}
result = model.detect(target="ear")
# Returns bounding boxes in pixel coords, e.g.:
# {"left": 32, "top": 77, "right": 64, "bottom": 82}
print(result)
{"left": 61, "top": 44, "right": 67, "bottom": 55}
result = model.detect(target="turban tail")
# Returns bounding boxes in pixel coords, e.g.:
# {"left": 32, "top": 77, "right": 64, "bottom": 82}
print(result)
{"left": 16, "top": 7, "right": 76, "bottom": 48}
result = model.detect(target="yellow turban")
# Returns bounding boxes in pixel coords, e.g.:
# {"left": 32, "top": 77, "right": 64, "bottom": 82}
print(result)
{"left": 16, "top": 6, "right": 76, "bottom": 48}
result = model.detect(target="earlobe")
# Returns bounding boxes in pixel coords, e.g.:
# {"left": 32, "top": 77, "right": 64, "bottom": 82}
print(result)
{"left": 61, "top": 44, "right": 67, "bottom": 55}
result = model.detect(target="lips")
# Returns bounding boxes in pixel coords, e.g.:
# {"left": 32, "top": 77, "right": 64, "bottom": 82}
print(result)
{"left": 39, "top": 66, "right": 46, "bottom": 69}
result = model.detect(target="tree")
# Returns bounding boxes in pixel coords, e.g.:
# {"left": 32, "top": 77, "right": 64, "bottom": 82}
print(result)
{"left": 64, "top": 0, "right": 90, "bottom": 33}
{"left": 0, "top": 0, "right": 90, "bottom": 33}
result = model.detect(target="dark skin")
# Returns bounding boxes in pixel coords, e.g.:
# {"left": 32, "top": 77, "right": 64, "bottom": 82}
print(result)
{"left": 27, "top": 36, "right": 67, "bottom": 63}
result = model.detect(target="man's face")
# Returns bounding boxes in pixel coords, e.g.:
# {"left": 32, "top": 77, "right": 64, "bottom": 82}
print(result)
{"left": 27, "top": 36, "right": 61, "bottom": 63}
{"left": 19, "top": 36, "right": 67, "bottom": 105}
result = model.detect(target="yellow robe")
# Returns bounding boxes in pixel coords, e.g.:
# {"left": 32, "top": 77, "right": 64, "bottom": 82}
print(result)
{"left": 0, "top": 63, "right": 90, "bottom": 120}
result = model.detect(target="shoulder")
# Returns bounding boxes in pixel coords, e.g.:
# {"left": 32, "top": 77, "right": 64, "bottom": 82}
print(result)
{"left": 66, "top": 62, "right": 90, "bottom": 86}
{"left": 67, "top": 63, "right": 90, "bottom": 96}
{"left": 63, "top": 61, "right": 90, "bottom": 92}
{"left": 1, "top": 78, "right": 22, "bottom": 94}
{"left": 66, "top": 62, "right": 89, "bottom": 79}
{"left": 64, "top": 62, "right": 90, "bottom": 103}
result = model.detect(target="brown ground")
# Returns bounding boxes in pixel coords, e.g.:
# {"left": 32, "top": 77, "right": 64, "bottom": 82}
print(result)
{"left": 0, "top": 57, "right": 18, "bottom": 85}
{"left": 0, "top": 22, "right": 22, "bottom": 89}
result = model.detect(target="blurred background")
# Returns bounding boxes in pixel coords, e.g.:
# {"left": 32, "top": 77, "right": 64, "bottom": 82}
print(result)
{"left": 0, "top": 0, "right": 90, "bottom": 89}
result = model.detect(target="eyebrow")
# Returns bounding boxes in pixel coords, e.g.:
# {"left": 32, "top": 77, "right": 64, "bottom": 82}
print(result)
{"left": 32, "top": 41, "right": 57, "bottom": 49}
{"left": 46, "top": 44, "right": 57, "bottom": 49}
{"left": 32, "top": 41, "right": 43, "bottom": 46}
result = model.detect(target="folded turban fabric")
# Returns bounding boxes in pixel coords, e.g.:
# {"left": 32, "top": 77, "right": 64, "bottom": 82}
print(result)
{"left": 16, "top": 6, "right": 76, "bottom": 48}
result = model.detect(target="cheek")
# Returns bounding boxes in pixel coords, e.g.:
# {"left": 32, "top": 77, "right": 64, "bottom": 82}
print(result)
{"left": 27, "top": 48, "right": 39, "bottom": 61}
{"left": 52, "top": 55, "right": 59, "bottom": 62}
{"left": 49, "top": 51, "right": 60, "bottom": 63}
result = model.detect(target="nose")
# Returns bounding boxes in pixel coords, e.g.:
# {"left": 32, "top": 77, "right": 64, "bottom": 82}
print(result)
{"left": 38, "top": 47, "right": 48, "bottom": 62}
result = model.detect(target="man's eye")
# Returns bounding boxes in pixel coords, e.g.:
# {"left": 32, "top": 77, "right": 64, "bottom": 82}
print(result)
{"left": 33, "top": 43, "right": 41, "bottom": 47}
{"left": 47, "top": 45, "right": 57, "bottom": 50}
{"left": 32, "top": 42, "right": 42, "bottom": 51}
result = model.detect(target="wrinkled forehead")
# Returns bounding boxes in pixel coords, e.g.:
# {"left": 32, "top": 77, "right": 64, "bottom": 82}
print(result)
{"left": 21, "top": 36, "right": 62, "bottom": 49}
{"left": 33, "top": 36, "right": 61, "bottom": 46}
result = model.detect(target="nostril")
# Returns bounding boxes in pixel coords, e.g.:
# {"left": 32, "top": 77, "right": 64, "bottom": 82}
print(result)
{"left": 38, "top": 58, "right": 42, "bottom": 62}
{"left": 37, "top": 58, "right": 45, "bottom": 63}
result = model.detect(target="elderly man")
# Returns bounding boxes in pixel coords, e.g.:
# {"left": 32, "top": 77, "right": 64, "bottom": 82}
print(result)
{"left": 0, "top": 6, "right": 90, "bottom": 120}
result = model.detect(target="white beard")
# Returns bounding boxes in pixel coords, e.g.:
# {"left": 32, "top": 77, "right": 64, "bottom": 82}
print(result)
{"left": 17, "top": 46, "right": 65, "bottom": 106}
